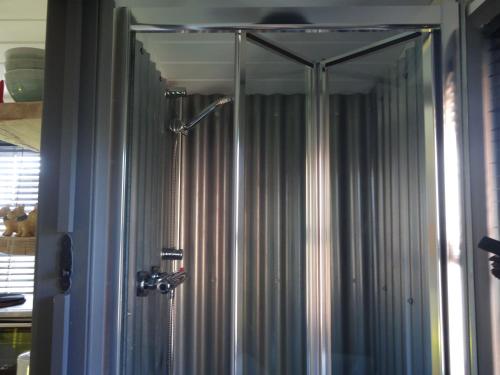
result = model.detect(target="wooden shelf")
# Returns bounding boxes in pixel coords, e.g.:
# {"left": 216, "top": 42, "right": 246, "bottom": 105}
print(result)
{"left": 0, "top": 236, "right": 36, "bottom": 255}
{"left": 0, "top": 102, "right": 42, "bottom": 121}
{"left": 0, "top": 102, "right": 42, "bottom": 151}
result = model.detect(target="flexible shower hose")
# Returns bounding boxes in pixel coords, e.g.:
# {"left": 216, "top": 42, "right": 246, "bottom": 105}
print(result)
{"left": 166, "top": 133, "right": 181, "bottom": 375}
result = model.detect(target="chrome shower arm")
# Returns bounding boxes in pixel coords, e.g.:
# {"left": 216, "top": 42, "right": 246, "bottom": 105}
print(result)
{"left": 171, "top": 96, "right": 233, "bottom": 134}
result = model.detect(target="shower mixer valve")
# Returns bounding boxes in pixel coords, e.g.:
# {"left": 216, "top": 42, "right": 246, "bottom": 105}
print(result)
{"left": 137, "top": 266, "right": 187, "bottom": 297}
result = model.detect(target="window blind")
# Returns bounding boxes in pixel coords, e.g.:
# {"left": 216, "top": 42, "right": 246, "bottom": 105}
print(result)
{"left": 0, "top": 145, "right": 40, "bottom": 233}
{"left": 0, "top": 255, "right": 35, "bottom": 295}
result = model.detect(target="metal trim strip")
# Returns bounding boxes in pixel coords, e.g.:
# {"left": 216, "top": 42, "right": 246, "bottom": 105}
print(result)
{"left": 246, "top": 32, "right": 314, "bottom": 68}
{"left": 323, "top": 31, "right": 422, "bottom": 67}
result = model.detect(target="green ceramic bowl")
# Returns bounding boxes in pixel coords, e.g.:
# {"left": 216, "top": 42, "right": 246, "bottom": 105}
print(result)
{"left": 5, "top": 48, "right": 44, "bottom": 60}
{"left": 5, "top": 69, "right": 44, "bottom": 102}
{"left": 5, "top": 57, "right": 44, "bottom": 72}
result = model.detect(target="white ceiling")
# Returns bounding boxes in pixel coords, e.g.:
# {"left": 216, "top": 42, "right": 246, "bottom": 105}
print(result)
{"left": 0, "top": 0, "right": 47, "bottom": 102}
{"left": 0, "top": 1, "right": 426, "bottom": 99}
{"left": 137, "top": 30, "right": 412, "bottom": 95}
{"left": 129, "top": 0, "right": 432, "bottom": 95}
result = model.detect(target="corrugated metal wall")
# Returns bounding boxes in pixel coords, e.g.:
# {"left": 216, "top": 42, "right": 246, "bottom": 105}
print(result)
{"left": 486, "top": 35, "right": 500, "bottom": 242}
{"left": 484, "top": 32, "right": 500, "bottom": 375}
{"left": 328, "top": 42, "right": 433, "bottom": 375}
{"left": 240, "top": 94, "right": 307, "bottom": 375}
{"left": 173, "top": 94, "right": 307, "bottom": 375}
{"left": 125, "top": 40, "right": 437, "bottom": 375}
{"left": 173, "top": 94, "right": 235, "bottom": 375}
{"left": 124, "top": 42, "right": 173, "bottom": 375}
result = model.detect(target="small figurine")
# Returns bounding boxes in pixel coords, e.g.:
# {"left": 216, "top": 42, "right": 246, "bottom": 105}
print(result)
{"left": 3, "top": 206, "right": 26, "bottom": 237}
{"left": 17, "top": 206, "right": 37, "bottom": 237}
{"left": 0, "top": 206, "right": 9, "bottom": 218}
{"left": 30, "top": 205, "right": 37, "bottom": 235}
{"left": 0, "top": 206, "right": 10, "bottom": 236}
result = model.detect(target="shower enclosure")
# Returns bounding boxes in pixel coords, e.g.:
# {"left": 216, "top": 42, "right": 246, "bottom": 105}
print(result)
{"left": 115, "top": 5, "right": 470, "bottom": 375}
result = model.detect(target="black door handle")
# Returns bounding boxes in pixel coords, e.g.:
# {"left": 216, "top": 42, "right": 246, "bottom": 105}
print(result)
{"left": 478, "top": 236, "right": 500, "bottom": 279}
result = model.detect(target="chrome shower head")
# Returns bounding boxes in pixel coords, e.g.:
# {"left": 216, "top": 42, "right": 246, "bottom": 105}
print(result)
{"left": 170, "top": 96, "right": 233, "bottom": 135}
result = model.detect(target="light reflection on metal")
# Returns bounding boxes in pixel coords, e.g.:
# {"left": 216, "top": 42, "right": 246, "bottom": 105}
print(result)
{"left": 483, "top": 34, "right": 500, "bottom": 375}
{"left": 443, "top": 69, "right": 467, "bottom": 375}
{"left": 422, "top": 32, "right": 445, "bottom": 375}
{"left": 170, "top": 96, "right": 234, "bottom": 134}
{"left": 305, "top": 63, "right": 332, "bottom": 375}
{"left": 122, "top": 21, "right": 456, "bottom": 375}
{"left": 322, "top": 31, "right": 422, "bottom": 67}
{"left": 128, "top": 5, "right": 442, "bottom": 33}
{"left": 232, "top": 30, "right": 245, "bottom": 375}
{"left": 246, "top": 32, "right": 315, "bottom": 67}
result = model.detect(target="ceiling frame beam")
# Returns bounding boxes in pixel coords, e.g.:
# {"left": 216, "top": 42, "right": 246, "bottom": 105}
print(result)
{"left": 322, "top": 31, "right": 422, "bottom": 67}
{"left": 129, "top": 5, "right": 441, "bottom": 32}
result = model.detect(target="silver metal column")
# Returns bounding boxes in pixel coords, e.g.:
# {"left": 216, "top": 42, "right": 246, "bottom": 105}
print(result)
{"left": 306, "top": 63, "right": 333, "bottom": 375}
{"left": 109, "top": 7, "right": 132, "bottom": 374}
{"left": 232, "top": 30, "right": 246, "bottom": 375}
{"left": 440, "top": 1, "right": 475, "bottom": 373}
{"left": 421, "top": 32, "right": 445, "bottom": 375}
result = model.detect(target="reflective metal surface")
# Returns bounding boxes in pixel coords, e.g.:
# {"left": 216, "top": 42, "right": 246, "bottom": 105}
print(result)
{"left": 325, "top": 33, "right": 441, "bottom": 374}
{"left": 172, "top": 94, "right": 235, "bottom": 375}
{"left": 120, "top": 21, "right": 463, "bottom": 375}
{"left": 164, "top": 88, "right": 187, "bottom": 98}
{"left": 323, "top": 31, "right": 422, "bottom": 66}
{"left": 136, "top": 267, "right": 187, "bottom": 296}
{"left": 128, "top": 5, "right": 442, "bottom": 32}
{"left": 246, "top": 32, "right": 314, "bottom": 67}
{"left": 123, "top": 40, "right": 173, "bottom": 375}
{"left": 232, "top": 31, "right": 245, "bottom": 375}
{"left": 422, "top": 32, "right": 445, "bottom": 375}
{"left": 170, "top": 96, "right": 233, "bottom": 134}
{"left": 483, "top": 32, "right": 500, "bottom": 375}
{"left": 171, "top": 90, "right": 309, "bottom": 374}
{"left": 305, "top": 62, "right": 333, "bottom": 375}
{"left": 161, "top": 248, "right": 184, "bottom": 261}
{"left": 439, "top": 3, "right": 474, "bottom": 372}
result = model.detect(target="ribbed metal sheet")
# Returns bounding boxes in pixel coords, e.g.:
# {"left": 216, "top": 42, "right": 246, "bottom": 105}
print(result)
{"left": 125, "top": 40, "right": 437, "bottom": 375}
{"left": 173, "top": 94, "right": 234, "bottom": 375}
{"left": 124, "top": 41, "right": 171, "bottom": 375}
{"left": 173, "top": 94, "right": 307, "bottom": 375}
{"left": 240, "top": 94, "right": 307, "bottom": 375}
{"left": 328, "top": 41, "right": 433, "bottom": 375}
{"left": 487, "top": 36, "right": 500, "bottom": 235}
{"left": 485, "top": 34, "right": 500, "bottom": 375}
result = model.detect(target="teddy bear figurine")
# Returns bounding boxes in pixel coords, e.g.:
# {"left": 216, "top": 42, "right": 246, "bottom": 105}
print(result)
{"left": 17, "top": 206, "right": 37, "bottom": 237}
{"left": 1, "top": 206, "right": 13, "bottom": 236}
{"left": 2, "top": 205, "right": 26, "bottom": 237}
{"left": 0, "top": 206, "right": 9, "bottom": 218}
{"left": 29, "top": 205, "right": 37, "bottom": 236}
{"left": 0, "top": 206, "right": 11, "bottom": 236}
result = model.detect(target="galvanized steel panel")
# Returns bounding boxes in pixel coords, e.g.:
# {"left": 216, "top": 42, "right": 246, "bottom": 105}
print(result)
{"left": 326, "top": 40, "right": 435, "bottom": 375}
{"left": 123, "top": 36, "right": 440, "bottom": 375}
